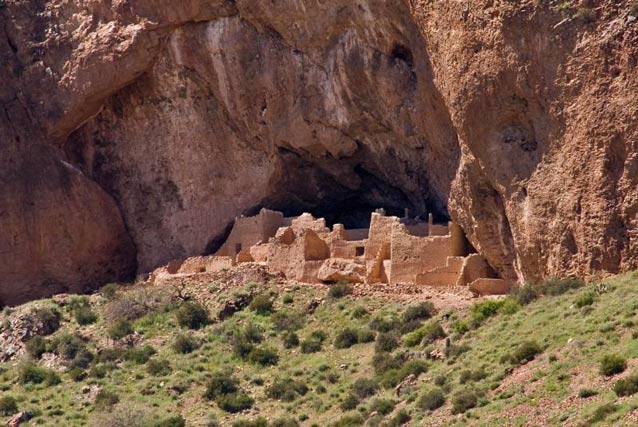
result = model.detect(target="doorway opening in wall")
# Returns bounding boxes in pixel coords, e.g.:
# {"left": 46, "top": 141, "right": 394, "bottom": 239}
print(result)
{"left": 355, "top": 246, "right": 365, "bottom": 256}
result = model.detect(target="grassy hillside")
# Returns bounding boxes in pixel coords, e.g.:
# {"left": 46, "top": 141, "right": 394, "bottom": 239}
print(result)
{"left": 2, "top": 271, "right": 638, "bottom": 426}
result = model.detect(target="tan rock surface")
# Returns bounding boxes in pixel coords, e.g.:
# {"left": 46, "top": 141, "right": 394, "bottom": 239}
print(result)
{"left": 1, "top": 0, "right": 637, "bottom": 302}
{"left": 411, "top": 0, "right": 638, "bottom": 283}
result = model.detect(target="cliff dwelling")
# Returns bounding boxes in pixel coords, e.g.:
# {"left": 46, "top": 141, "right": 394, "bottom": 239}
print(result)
{"left": 151, "top": 209, "right": 512, "bottom": 296}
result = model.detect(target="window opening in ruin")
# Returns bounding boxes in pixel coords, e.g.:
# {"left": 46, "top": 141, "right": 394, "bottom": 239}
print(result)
{"left": 235, "top": 243, "right": 242, "bottom": 254}
{"left": 355, "top": 246, "right": 365, "bottom": 257}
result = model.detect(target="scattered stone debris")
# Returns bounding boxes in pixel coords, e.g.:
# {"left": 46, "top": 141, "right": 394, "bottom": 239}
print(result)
{"left": 80, "top": 385, "right": 103, "bottom": 403}
{"left": 0, "top": 305, "right": 61, "bottom": 362}
{"left": 7, "top": 411, "right": 30, "bottom": 427}
{"left": 218, "top": 293, "right": 253, "bottom": 321}
{"left": 305, "top": 298, "right": 322, "bottom": 314}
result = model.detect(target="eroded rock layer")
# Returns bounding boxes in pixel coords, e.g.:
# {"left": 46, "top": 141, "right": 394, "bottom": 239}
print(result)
{"left": 1, "top": 0, "right": 637, "bottom": 304}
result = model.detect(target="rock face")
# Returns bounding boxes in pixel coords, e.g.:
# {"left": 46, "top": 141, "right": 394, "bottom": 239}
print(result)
{"left": 411, "top": 1, "right": 638, "bottom": 283}
{"left": 1, "top": 0, "right": 637, "bottom": 303}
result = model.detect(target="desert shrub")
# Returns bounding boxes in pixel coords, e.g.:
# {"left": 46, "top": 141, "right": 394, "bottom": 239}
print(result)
{"left": 231, "top": 331, "right": 257, "bottom": 360}
{"left": 375, "top": 333, "right": 399, "bottom": 353}
{"left": 172, "top": 333, "right": 200, "bottom": 354}
{"left": 368, "top": 316, "right": 400, "bottom": 333}
{"left": 0, "top": 396, "right": 18, "bottom": 416}
{"left": 101, "top": 283, "right": 119, "bottom": 300}
{"left": 499, "top": 297, "right": 521, "bottom": 314}
{"left": 335, "top": 328, "right": 360, "bottom": 349}
{"left": 578, "top": 388, "right": 598, "bottom": 398}
{"left": 510, "top": 341, "right": 542, "bottom": 365}
{"left": 459, "top": 368, "right": 487, "bottom": 384}
{"left": 452, "top": 321, "right": 469, "bottom": 335}
{"left": 206, "top": 415, "right": 220, "bottom": 427}
{"left": 75, "top": 306, "right": 98, "bottom": 325}
{"left": 176, "top": 302, "right": 209, "bottom": 329}
{"left": 109, "top": 320, "right": 133, "bottom": 340}
{"left": 402, "top": 302, "right": 435, "bottom": 322}
{"left": 243, "top": 322, "right": 264, "bottom": 343}
{"left": 328, "top": 281, "right": 353, "bottom": 299}
{"left": 68, "top": 295, "right": 91, "bottom": 312}
{"left": 378, "top": 358, "right": 427, "bottom": 389}
{"left": 95, "top": 390, "right": 120, "bottom": 410}
{"left": 451, "top": 390, "right": 478, "bottom": 414}
{"left": 352, "top": 378, "right": 378, "bottom": 399}
{"left": 147, "top": 359, "right": 172, "bottom": 376}
{"left": 124, "top": 345, "right": 156, "bottom": 364}
{"left": 445, "top": 343, "right": 472, "bottom": 358}
{"left": 613, "top": 374, "right": 638, "bottom": 396}
{"left": 387, "top": 410, "right": 411, "bottom": 427}
{"left": 372, "top": 352, "right": 404, "bottom": 375}
{"left": 300, "top": 339, "right": 321, "bottom": 352}
{"left": 358, "top": 329, "right": 375, "bottom": 343}
{"left": 574, "top": 291, "right": 595, "bottom": 308}
{"left": 369, "top": 398, "right": 395, "bottom": 415}
{"left": 205, "top": 371, "right": 239, "bottom": 400}
{"left": 300, "top": 331, "right": 325, "bottom": 354}
{"left": 96, "top": 348, "right": 125, "bottom": 363}
{"left": 272, "top": 311, "right": 305, "bottom": 331}
{"left": 282, "top": 332, "right": 299, "bottom": 348}
{"left": 204, "top": 371, "right": 253, "bottom": 412}
{"left": 401, "top": 359, "right": 429, "bottom": 377}
{"left": 418, "top": 388, "right": 445, "bottom": 411}
{"left": 600, "top": 354, "right": 627, "bottom": 376}
{"left": 18, "top": 362, "right": 59, "bottom": 385}
{"left": 282, "top": 294, "right": 294, "bottom": 304}
{"left": 470, "top": 300, "right": 505, "bottom": 327}
{"left": 310, "top": 330, "right": 328, "bottom": 342}
{"left": 249, "top": 294, "right": 274, "bottom": 315}
{"left": 247, "top": 347, "right": 279, "bottom": 366}
{"left": 26, "top": 335, "right": 47, "bottom": 359}
{"left": 331, "top": 413, "right": 364, "bottom": 427}
{"left": 70, "top": 348, "right": 94, "bottom": 369}
{"left": 340, "top": 393, "right": 359, "bottom": 411}
{"left": 270, "top": 417, "right": 299, "bottom": 427}
{"left": 88, "top": 403, "right": 153, "bottom": 427}
{"left": 511, "top": 285, "right": 538, "bottom": 305}
{"left": 266, "top": 378, "right": 309, "bottom": 402}
{"left": 232, "top": 418, "right": 268, "bottom": 427}
{"left": 216, "top": 393, "right": 254, "bottom": 413}
{"left": 156, "top": 416, "right": 186, "bottom": 427}
{"left": 398, "top": 320, "right": 424, "bottom": 335}
{"left": 378, "top": 369, "right": 404, "bottom": 389}
{"left": 68, "top": 367, "right": 87, "bottom": 382}
{"left": 588, "top": 403, "right": 617, "bottom": 424}
{"left": 33, "top": 306, "right": 62, "bottom": 335}
{"left": 104, "top": 288, "right": 170, "bottom": 323}
{"left": 538, "top": 277, "right": 584, "bottom": 296}
{"left": 403, "top": 322, "right": 446, "bottom": 346}
{"left": 51, "top": 333, "right": 85, "bottom": 359}
{"left": 352, "top": 306, "right": 369, "bottom": 319}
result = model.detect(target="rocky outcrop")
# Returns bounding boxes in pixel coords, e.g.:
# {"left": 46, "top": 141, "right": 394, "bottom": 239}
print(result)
{"left": 1, "top": 0, "right": 637, "bottom": 303}
{"left": 411, "top": 0, "right": 638, "bottom": 283}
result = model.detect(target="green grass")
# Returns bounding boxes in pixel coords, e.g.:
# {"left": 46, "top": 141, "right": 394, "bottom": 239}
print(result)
{"left": 2, "top": 272, "right": 638, "bottom": 426}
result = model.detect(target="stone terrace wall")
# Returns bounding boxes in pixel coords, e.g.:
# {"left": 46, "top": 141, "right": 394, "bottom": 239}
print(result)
{"left": 390, "top": 228, "right": 452, "bottom": 284}
{"left": 217, "top": 209, "right": 284, "bottom": 257}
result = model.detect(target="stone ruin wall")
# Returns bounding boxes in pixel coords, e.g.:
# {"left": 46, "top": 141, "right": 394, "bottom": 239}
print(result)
{"left": 150, "top": 209, "right": 512, "bottom": 296}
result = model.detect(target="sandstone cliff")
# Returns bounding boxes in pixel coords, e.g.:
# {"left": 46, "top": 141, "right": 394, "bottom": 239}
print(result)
{"left": 0, "top": 0, "right": 636, "bottom": 304}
